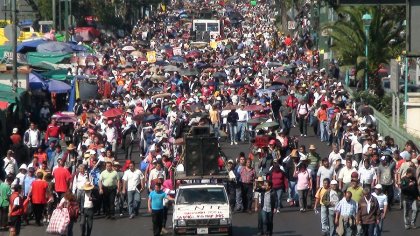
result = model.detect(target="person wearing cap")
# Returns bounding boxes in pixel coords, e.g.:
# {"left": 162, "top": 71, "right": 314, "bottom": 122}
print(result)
{"left": 13, "top": 164, "right": 27, "bottom": 190}
{"left": 10, "top": 128, "right": 22, "bottom": 147}
{"left": 372, "top": 184, "right": 388, "bottom": 236}
{"left": 62, "top": 143, "right": 78, "bottom": 173}
{"left": 286, "top": 90, "right": 299, "bottom": 127}
{"left": 226, "top": 159, "right": 237, "bottom": 211}
{"left": 99, "top": 162, "right": 120, "bottom": 219}
{"left": 24, "top": 122, "right": 42, "bottom": 161}
{"left": 400, "top": 168, "right": 419, "bottom": 229}
{"left": 122, "top": 161, "right": 145, "bottom": 219}
{"left": 396, "top": 151, "right": 414, "bottom": 188}
{"left": 80, "top": 182, "right": 96, "bottom": 236}
{"left": 376, "top": 156, "right": 396, "bottom": 208}
{"left": 322, "top": 179, "right": 343, "bottom": 236}
{"left": 3, "top": 150, "right": 18, "bottom": 176}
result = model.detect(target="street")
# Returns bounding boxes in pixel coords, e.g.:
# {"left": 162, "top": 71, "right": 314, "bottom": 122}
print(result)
{"left": 20, "top": 127, "right": 419, "bottom": 236}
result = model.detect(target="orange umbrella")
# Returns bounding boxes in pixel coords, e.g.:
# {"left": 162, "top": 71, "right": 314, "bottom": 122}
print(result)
{"left": 103, "top": 108, "right": 123, "bottom": 118}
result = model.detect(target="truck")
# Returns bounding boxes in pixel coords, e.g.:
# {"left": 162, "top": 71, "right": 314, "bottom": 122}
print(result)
{"left": 172, "top": 127, "right": 233, "bottom": 235}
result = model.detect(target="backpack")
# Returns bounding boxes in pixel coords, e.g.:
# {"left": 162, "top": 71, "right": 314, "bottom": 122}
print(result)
{"left": 67, "top": 200, "right": 80, "bottom": 221}
{"left": 321, "top": 189, "right": 343, "bottom": 207}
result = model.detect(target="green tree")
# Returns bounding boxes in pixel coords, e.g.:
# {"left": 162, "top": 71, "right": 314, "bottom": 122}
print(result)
{"left": 37, "top": 0, "right": 52, "bottom": 20}
{"left": 324, "top": 6, "right": 405, "bottom": 95}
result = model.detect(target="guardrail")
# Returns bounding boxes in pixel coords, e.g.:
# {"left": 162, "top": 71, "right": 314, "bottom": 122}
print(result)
{"left": 344, "top": 86, "right": 420, "bottom": 149}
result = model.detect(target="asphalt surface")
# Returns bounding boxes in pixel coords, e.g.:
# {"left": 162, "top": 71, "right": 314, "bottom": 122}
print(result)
{"left": 20, "top": 126, "right": 419, "bottom": 236}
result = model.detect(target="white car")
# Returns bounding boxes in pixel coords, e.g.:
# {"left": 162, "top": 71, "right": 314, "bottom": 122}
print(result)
{"left": 172, "top": 184, "right": 233, "bottom": 236}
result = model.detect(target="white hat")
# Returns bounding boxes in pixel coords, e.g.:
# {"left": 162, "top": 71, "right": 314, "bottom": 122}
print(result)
{"left": 19, "top": 164, "right": 28, "bottom": 170}
{"left": 89, "top": 150, "right": 96, "bottom": 155}
{"left": 331, "top": 180, "right": 338, "bottom": 185}
{"left": 378, "top": 136, "right": 384, "bottom": 141}
{"left": 12, "top": 128, "right": 18, "bottom": 134}
{"left": 156, "top": 154, "right": 162, "bottom": 159}
{"left": 100, "top": 148, "right": 106, "bottom": 153}
{"left": 374, "top": 184, "right": 382, "bottom": 189}
{"left": 339, "top": 149, "right": 345, "bottom": 154}
{"left": 400, "top": 151, "right": 411, "bottom": 160}
{"left": 346, "top": 123, "right": 352, "bottom": 127}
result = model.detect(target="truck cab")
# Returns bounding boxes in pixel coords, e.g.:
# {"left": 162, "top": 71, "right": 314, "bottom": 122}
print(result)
{"left": 172, "top": 184, "right": 232, "bottom": 235}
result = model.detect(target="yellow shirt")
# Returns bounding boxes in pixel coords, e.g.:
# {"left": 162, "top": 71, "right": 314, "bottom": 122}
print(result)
{"left": 348, "top": 186, "right": 363, "bottom": 203}
{"left": 209, "top": 109, "right": 219, "bottom": 124}
{"left": 315, "top": 187, "right": 328, "bottom": 206}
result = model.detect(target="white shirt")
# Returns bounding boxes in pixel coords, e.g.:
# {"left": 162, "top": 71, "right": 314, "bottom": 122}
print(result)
{"left": 148, "top": 168, "right": 165, "bottom": 189}
{"left": 372, "top": 192, "right": 388, "bottom": 210}
{"left": 122, "top": 169, "right": 144, "bottom": 192}
{"left": 26, "top": 129, "right": 41, "bottom": 147}
{"left": 3, "top": 157, "right": 17, "bottom": 175}
{"left": 358, "top": 167, "right": 376, "bottom": 185}
{"left": 72, "top": 173, "right": 88, "bottom": 193}
{"left": 338, "top": 167, "right": 357, "bottom": 184}
{"left": 328, "top": 152, "right": 342, "bottom": 166}
{"left": 237, "top": 109, "right": 249, "bottom": 122}
{"left": 84, "top": 191, "right": 94, "bottom": 208}
{"left": 351, "top": 137, "right": 363, "bottom": 154}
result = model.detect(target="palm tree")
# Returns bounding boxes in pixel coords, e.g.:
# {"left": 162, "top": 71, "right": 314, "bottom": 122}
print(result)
{"left": 324, "top": 6, "right": 405, "bottom": 94}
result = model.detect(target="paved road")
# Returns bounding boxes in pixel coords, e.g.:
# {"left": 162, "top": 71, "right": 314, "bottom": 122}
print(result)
{"left": 21, "top": 127, "right": 419, "bottom": 236}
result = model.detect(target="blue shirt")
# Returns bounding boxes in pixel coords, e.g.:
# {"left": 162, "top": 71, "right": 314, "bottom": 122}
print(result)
{"left": 149, "top": 190, "right": 167, "bottom": 210}
{"left": 23, "top": 176, "right": 35, "bottom": 197}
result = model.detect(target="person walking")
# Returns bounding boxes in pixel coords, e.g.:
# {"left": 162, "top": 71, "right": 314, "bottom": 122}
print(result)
{"left": 99, "top": 162, "right": 120, "bottom": 219}
{"left": 8, "top": 185, "right": 24, "bottom": 236}
{"left": 23, "top": 122, "right": 42, "bottom": 161}
{"left": 400, "top": 168, "right": 419, "bottom": 229}
{"left": 122, "top": 161, "right": 144, "bottom": 219}
{"left": 0, "top": 176, "right": 13, "bottom": 230}
{"left": 52, "top": 158, "right": 72, "bottom": 201}
{"left": 80, "top": 182, "right": 95, "bottom": 236}
{"left": 314, "top": 178, "right": 330, "bottom": 235}
{"left": 28, "top": 172, "right": 48, "bottom": 226}
{"left": 335, "top": 191, "right": 358, "bottom": 236}
{"left": 267, "top": 162, "right": 288, "bottom": 213}
{"left": 296, "top": 99, "right": 310, "bottom": 137}
{"left": 372, "top": 184, "right": 388, "bottom": 236}
{"left": 148, "top": 182, "right": 172, "bottom": 236}
{"left": 323, "top": 180, "right": 343, "bottom": 236}
{"left": 227, "top": 108, "right": 239, "bottom": 145}
{"left": 294, "top": 162, "right": 312, "bottom": 212}
{"left": 255, "top": 180, "right": 276, "bottom": 236}
{"left": 240, "top": 159, "right": 256, "bottom": 213}
{"left": 356, "top": 187, "right": 381, "bottom": 236}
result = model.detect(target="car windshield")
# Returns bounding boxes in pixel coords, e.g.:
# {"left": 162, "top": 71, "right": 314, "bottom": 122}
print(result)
{"left": 176, "top": 187, "right": 227, "bottom": 205}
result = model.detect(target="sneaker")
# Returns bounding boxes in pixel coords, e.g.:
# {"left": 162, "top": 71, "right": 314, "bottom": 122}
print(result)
{"left": 43, "top": 218, "right": 47, "bottom": 223}
{"left": 129, "top": 214, "right": 134, "bottom": 219}
{"left": 304, "top": 134, "right": 307, "bottom": 137}
{"left": 299, "top": 208, "right": 304, "bottom": 212}
{"left": 161, "top": 228, "right": 168, "bottom": 234}
{"left": 300, "top": 134, "right": 303, "bottom": 137}
{"left": 410, "top": 224, "right": 417, "bottom": 229}
{"left": 405, "top": 225, "right": 410, "bottom": 230}
{"left": 230, "top": 142, "right": 233, "bottom": 145}
{"left": 234, "top": 142, "right": 238, "bottom": 145}
{"left": 120, "top": 213, "right": 123, "bottom": 217}
{"left": 275, "top": 209, "right": 280, "bottom": 214}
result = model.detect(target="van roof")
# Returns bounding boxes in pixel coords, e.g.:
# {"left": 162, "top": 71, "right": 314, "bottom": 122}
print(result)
{"left": 178, "top": 184, "right": 225, "bottom": 189}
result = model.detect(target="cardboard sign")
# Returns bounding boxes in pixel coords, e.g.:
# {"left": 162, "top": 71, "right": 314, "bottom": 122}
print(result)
{"left": 146, "top": 51, "right": 157, "bottom": 63}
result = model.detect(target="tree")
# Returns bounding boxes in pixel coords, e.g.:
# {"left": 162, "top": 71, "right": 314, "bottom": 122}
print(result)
{"left": 324, "top": 6, "right": 405, "bottom": 95}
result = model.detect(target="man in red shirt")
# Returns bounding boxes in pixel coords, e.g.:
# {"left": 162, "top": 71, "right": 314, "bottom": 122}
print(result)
{"left": 52, "top": 158, "right": 71, "bottom": 200}
{"left": 44, "top": 118, "right": 64, "bottom": 144}
{"left": 28, "top": 172, "right": 48, "bottom": 226}
{"left": 286, "top": 91, "right": 299, "bottom": 127}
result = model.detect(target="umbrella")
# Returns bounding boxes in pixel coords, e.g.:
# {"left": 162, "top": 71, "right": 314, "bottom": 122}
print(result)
{"left": 212, "top": 71, "right": 227, "bottom": 79}
{"left": 122, "top": 45, "right": 136, "bottom": 51}
{"left": 151, "top": 93, "right": 172, "bottom": 99}
{"left": 164, "top": 65, "right": 180, "bottom": 72}
{"left": 150, "top": 74, "right": 166, "bottom": 82}
{"left": 155, "top": 60, "right": 169, "bottom": 66}
{"left": 267, "top": 85, "right": 285, "bottom": 90}
{"left": 223, "top": 104, "right": 238, "bottom": 110}
{"left": 103, "top": 108, "right": 123, "bottom": 118}
{"left": 28, "top": 72, "right": 47, "bottom": 90}
{"left": 243, "top": 105, "right": 264, "bottom": 112}
{"left": 147, "top": 87, "right": 163, "bottom": 93}
{"left": 131, "top": 50, "right": 143, "bottom": 57}
{"left": 122, "top": 68, "right": 136, "bottom": 73}
{"left": 247, "top": 117, "right": 268, "bottom": 124}
{"left": 230, "top": 82, "right": 246, "bottom": 87}
{"left": 226, "top": 56, "right": 239, "bottom": 64}
{"left": 180, "top": 68, "right": 199, "bottom": 76}
{"left": 54, "top": 112, "right": 77, "bottom": 123}
{"left": 256, "top": 121, "right": 280, "bottom": 130}
{"left": 185, "top": 50, "right": 201, "bottom": 58}
{"left": 47, "top": 80, "right": 71, "bottom": 93}
{"left": 37, "top": 41, "right": 73, "bottom": 54}
{"left": 143, "top": 114, "right": 161, "bottom": 123}
{"left": 266, "top": 62, "right": 282, "bottom": 67}
{"left": 170, "top": 56, "right": 186, "bottom": 63}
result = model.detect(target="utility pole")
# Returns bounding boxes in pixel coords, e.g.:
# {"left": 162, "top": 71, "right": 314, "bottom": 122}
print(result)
{"left": 64, "top": 0, "right": 68, "bottom": 41}
{"left": 53, "top": 0, "right": 56, "bottom": 29}
{"left": 11, "top": 0, "right": 17, "bottom": 92}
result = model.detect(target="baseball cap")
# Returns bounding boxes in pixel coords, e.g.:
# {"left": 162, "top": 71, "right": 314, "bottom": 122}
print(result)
{"left": 331, "top": 180, "right": 338, "bottom": 185}
{"left": 351, "top": 172, "right": 359, "bottom": 179}
{"left": 269, "top": 140, "right": 276, "bottom": 145}
{"left": 374, "top": 184, "right": 382, "bottom": 189}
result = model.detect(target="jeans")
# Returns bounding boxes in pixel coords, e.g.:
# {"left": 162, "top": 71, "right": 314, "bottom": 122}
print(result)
{"left": 127, "top": 190, "right": 141, "bottom": 216}
{"left": 228, "top": 123, "right": 237, "bottom": 142}
{"left": 261, "top": 210, "right": 274, "bottom": 235}
{"left": 319, "top": 121, "right": 328, "bottom": 142}
{"left": 281, "top": 117, "right": 291, "bottom": 135}
{"left": 291, "top": 109, "right": 297, "bottom": 125}
{"left": 32, "top": 203, "right": 45, "bottom": 225}
{"left": 298, "top": 189, "right": 309, "bottom": 209}
{"left": 67, "top": 220, "right": 74, "bottom": 236}
{"left": 320, "top": 205, "right": 329, "bottom": 233}
{"left": 298, "top": 115, "right": 308, "bottom": 135}
{"left": 237, "top": 121, "right": 247, "bottom": 141}
{"left": 152, "top": 209, "right": 164, "bottom": 236}
{"left": 80, "top": 208, "right": 94, "bottom": 236}
{"left": 328, "top": 208, "right": 336, "bottom": 236}
{"left": 381, "top": 184, "right": 394, "bottom": 207}
{"left": 274, "top": 188, "right": 284, "bottom": 209}
{"left": 212, "top": 123, "right": 220, "bottom": 138}
{"left": 403, "top": 199, "right": 418, "bottom": 226}
{"left": 288, "top": 181, "right": 298, "bottom": 202}
{"left": 361, "top": 223, "right": 375, "bottom": 236}
{"left": 375, "top": 215, "right": 384, "bottom": 236}
{"left": 235, "top": 183, "right": 243, "bottom": 211}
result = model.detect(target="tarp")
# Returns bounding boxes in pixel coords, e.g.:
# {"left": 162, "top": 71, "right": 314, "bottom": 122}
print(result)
{"left": 37, "top": 41, "right": 73, "bottom": 54}
{"left": 17, "top": 39, "right": 47, "bottom": 53}
{"left": 41, "top": 69, "right": 71, "bottom": 81}
{"left": 47, "top": 80, "right": 71, "bottom": 93}
{"left": 28, "top": 72, "right": 47, "bottom": 90}
{"left": 26, "top": 52, "right": 71, "bottom": 65}
{"left": 0, "top": 45, "right": 12, "bottom": 58}
{"left": 0, "top": 83, "right": 25, "bottom": 103}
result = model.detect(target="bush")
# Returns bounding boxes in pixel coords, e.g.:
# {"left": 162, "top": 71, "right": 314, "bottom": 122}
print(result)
{"left": 353, "top": 91, "right": 394, "bottom": 117}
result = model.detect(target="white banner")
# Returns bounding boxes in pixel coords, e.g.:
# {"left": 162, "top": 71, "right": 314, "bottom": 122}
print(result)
{"left": 4, "top": 51, "right": 28, "bottom": 64}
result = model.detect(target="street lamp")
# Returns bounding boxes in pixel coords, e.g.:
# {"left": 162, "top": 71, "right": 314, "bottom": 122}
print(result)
{"left": 362, "top": 13, "right": 372, "bottom": 90}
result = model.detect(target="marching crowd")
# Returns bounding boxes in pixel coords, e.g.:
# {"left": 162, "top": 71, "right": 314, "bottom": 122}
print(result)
{"left": 0, "top": 0, "right": 418, "bottom": 236}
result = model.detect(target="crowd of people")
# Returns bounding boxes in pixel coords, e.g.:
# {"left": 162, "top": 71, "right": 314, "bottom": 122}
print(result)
{"left": 0, "top": 0, "right": 419, "bottom": 236}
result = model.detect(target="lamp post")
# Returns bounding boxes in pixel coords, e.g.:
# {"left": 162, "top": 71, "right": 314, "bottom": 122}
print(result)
{"left": 362, "top": 13, "right": 372, "bottom": 90}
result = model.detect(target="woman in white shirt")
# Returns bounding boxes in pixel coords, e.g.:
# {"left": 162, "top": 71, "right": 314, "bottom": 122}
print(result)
{"left": 297, "top": 100, "right": 310, "bottom": 137}
{"left": 81, "top": 182, "right": 95, "bottom": 236}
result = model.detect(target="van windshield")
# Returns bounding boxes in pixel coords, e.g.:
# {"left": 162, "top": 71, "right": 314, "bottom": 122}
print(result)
{"left": 176, "top": 187, "right": 227, "bottom": 205}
